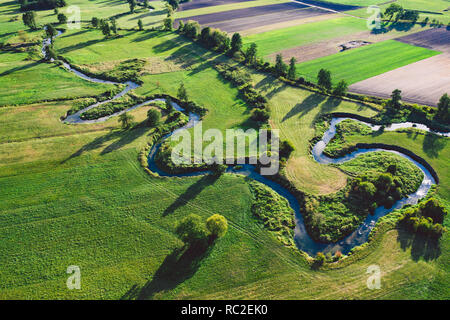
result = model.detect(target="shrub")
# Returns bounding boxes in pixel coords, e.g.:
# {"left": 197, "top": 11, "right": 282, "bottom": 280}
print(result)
{"left": 206, "top": 214, "right": 228, "bottom": 239}
{"left": 176, "top": 214, "right": 208, "bottom": 244}
{"left": 147, "top": 108, "right": 161, "bottom": 127}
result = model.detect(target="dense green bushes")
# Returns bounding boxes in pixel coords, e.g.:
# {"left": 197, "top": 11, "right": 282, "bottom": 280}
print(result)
{"left": 302, "top": 151, "right": 423, "bottom": 243}
{"left": 398, "top": 197, "right": 447, "bottom": 239}
{"left": 214, "top": 63, "right": 269, "bottom": 125}
{"left": 248, "top": 181, "right": 296, "bottom": 247}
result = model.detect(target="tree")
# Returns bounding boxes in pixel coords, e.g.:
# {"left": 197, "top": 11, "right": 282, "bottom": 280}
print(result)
{"left": 313, "top": 252, "right": 326, "bottom": 268}
{"left": 245, "top": 43, "right": 257, "bottom": 65}
{"left": 210, "top": 163, "right": 227, "bottom": 177}
{"left": 45, "top": 23, "right": 57, "bottom": 39}
{"left": 163, "top": 17, "right": 173, "bottom": 31}
{"left": 384, "top": 3, "right": 403, "bottom": 21}
{"left": 435, "top": 93, "right": 449, "bottom": 124}
{"left": 177, "top": 83, "right": 188, "bottom": 102}
{"left": 128, "top": 0, "right": 137, "bottom": 13}
{"left": 333, "top": 80, "right": 348, "bottom": 96}
{"left": 287, "top": 57, "right": 297, "bottom": 81}
{"left": 389, "top": 89, "right": 402, "bottom": 109}
{"left": 230, "top": 32, "right": 242, "bottom": 54}
{"left": 317, "top": 69, "right": 332, "bottom": 91}
{"left": 206, "top": 214, "right": 228, "bottom": 239}
{"left": 57, "top": 13, "right": 67, "bottom": 24}
{"left": 137, "top": 19, "right": 144, "bottom": 30}
{"left": 101, "top": 21, "right": 111, "bottom": 37}
{"left": 91, "top": 17, "right": 99, "bottom": 28}
{"left": 110, "top": 18, "right": 117, "bottom": 34}
{"left": 44, "top": 45, "right": 57, "bottom": 61}
{"left": 118, "top": 112, "right": 134, "bottom": 129}
{"left": 279, "top": 140, "right": 295, "bottom": 159}
{"left": 147, "top": 109, "right": 161, "bottom": 127}
{"left": 22, "top": 11, "right": 37, "bottom": 30}
{"left": 143, "top": 0, "right": 149, "bottom": 8}
{"left": 165, "top": 0, "right": 179, "bottom": 10}
{"left": 421, "top": 197, "right": 447, "bottom": 224}
{"left": 176, "top": 214, "right": 208, "bottom": 245}
{"left": 250, "top": 108, "right": 269, "bottom": 123}
{"left": 274, "top": 54, "right": 287, "bottom": 77}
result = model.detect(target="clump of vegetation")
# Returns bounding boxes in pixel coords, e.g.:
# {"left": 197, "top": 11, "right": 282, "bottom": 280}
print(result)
{"left": 147, "top": 108, "right": 161, "bottom": 127}
{"left": 215, "top": 63, "right": 269, "bottom": 123}
{"left": 248, "top": 181, "right": 296, "bottom": 247}
{"left": 398, "top": 197, "right": 447, "bottom": 239}
{"left": 176, "top": 213, "right": 228, "bottom": 246}
{"left": 80, "top": 94, "right": 139, "bottom": 120}
{"left": 119, "top": 112, "right": 135, "bottom": 129}
{"left": 303, "top": 152, "right": 423, "bottom": 243}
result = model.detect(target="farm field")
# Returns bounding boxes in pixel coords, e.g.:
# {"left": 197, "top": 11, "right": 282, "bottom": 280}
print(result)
{"left": 0, "top": 0, "right": 449, "bottom": 302}
{"left": 295, "top": 40, "right": 441, "bottom": 85}
{"left": 349, "top": 28, "right": 450, "bottom": 107}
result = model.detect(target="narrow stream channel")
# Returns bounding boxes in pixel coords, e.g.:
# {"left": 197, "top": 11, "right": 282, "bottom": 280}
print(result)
{"left": 44, "top": 32, "right": 445, "bottom": 256}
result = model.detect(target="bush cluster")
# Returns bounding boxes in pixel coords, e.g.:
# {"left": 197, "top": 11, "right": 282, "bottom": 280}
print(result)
{"left": 398, "top": 197, "right": 447, "bottom": 239}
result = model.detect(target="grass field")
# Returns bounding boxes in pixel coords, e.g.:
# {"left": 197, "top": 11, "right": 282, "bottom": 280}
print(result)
{"left": 0, "top": 51, "right": 113, "bottom": 106}
{"left": 296, "top": 40, "right": 441, "bottom": 85}
{"left": 0, "top": 0, "right": 449, "bottom": 300}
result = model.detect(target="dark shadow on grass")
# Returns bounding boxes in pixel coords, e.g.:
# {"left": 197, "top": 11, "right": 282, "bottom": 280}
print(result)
{"left": 422, "top": 132, "right": 446, "bottom": 158}
{"left": 397, "top": 228, "right": 441, "bottom": 261}
{"left": 127, "top": 240, "right": 214, "bottom": 300}
{"left": 0, "top": 60, "right": 40, "bottom": 77}
{"left": 163, "top": 174, "right": 219, "bottom": 216}
{"left": 282, "top": 93, "right": 326, "bottom": 122}
{"left": 61, "top": 124, "right": 148, "bottom": 163}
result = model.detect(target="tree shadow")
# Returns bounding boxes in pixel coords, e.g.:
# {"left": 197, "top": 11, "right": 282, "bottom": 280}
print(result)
{"left": 282, "top": 93, "right": 326, "bottom": 122}
{"left": 128, "top": 240, "right": 214, "bottom": 300}
{"left": 422, "top": 132, "right": 446, "bottom": 158}
{"left": 0, "top": 60, "right": 41, "bottom": 77}
{"left": 397, "top": 228, "right": 441, "bottom": 261}
{"left": 163, "top": 174, "right": 219, "bottom": 216}
{"left": 61, "top": 124, "right": 148, "bottom": 164}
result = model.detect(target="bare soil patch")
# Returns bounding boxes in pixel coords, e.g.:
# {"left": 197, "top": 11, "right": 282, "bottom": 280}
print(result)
{"left": 178, "top": 0, "right": 254, "bottom": 11}
{"left": 240, "top": 12, "right": 341, "bottom": 36}
{"left": 206, "top": 7, "right": 331, "bottom": 33}
{"left": 395, "top": 27, "right": 450, "bottom": 53}
{"left": 349, "top": 53, "right": 450, "bottom": 107}
{"left": 174, "top": 2, "right": 312, "bottom": 28}
{"left": 293, "top": 0, "right": 361, "bottom": 12}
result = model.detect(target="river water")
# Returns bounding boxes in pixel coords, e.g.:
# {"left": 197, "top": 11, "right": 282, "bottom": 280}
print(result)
{"left": 43, "top": 32, "right": 443, "bottom": 256}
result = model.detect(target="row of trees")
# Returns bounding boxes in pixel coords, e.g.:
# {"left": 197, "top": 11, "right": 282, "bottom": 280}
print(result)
{"left": 384, "top": 3, "right": 419, "bottom": 23}
{"left": 22, "top": 10, "right": 67, "bottom": 30}
{"left": 91, "top": 17, "right": 118, "bottom": 37}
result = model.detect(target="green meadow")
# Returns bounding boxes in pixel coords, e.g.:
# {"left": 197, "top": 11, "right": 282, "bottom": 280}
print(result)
{"left": 296, "top": 40, "right": 440, "bottom": 85}
{"left": 0, "top": 0, "right": 448, "bottom": 300}
{"left": 0, "top": 51, "right": 112, "bottom": 106}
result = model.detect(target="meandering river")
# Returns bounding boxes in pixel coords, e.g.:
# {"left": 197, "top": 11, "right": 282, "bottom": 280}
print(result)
{"left": 44, "top": 32, "right": 445, "bottom": 256}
